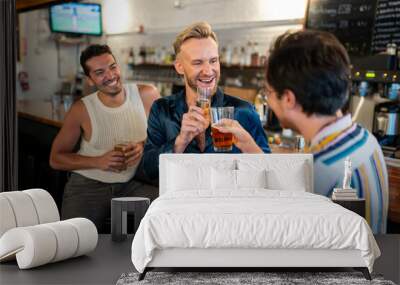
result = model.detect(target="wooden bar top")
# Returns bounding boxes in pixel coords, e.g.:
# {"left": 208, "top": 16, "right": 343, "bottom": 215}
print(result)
{"left": 17, "top": 99, "right": 67, "bottom": 128}
{"left": 270, "top": 144, "right": 299, "bottom": 154}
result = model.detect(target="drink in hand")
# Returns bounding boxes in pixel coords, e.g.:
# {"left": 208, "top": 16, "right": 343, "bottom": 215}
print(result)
{"left": 210, "top": 106, "right": 234, "bottom": 152}
{"left": 211, "top": 125, "right": 233, "bottom": 151}
{"left": 114, "top": 143, "right": 128, "bottom": 171}
{"left": 197, "top": 87, "right": 212, "bottom": 120}
{"left": 196, "top": 99, "right": 210, "bottom": 119}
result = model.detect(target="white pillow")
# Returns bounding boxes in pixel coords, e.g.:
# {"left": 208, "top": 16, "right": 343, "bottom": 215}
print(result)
{"left": 238, "top": 159, "right": 309, "bottom": 192}
{"left": 167, "top": 162, "right": 211, "bottom": 191}
{"left": 236, "top": 169, "right": 267, "bottom": 189}
{"left": 266, "top": 166, "right": 307, "bottom": 191}
{"left": 211, "top": 168, "right": 236, "bottom": 190}
{"left": 211, "top": 169, "right": 268, "bottom": 190}
{"left": 166, "top": 159, "right": 237, "bottom": 192}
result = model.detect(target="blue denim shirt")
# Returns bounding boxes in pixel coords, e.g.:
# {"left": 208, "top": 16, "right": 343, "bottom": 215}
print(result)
{"left": 143, "top": 88, "right": 270, "bottom": 179}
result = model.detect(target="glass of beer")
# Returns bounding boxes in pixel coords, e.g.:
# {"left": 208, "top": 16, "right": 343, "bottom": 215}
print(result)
{"left": 114, "top": 141, "right": 129, "bottom": 171}
{"left": 196, "top": 87, "right": 211, "bottom": 120}
{"left": 210, "top": 107, "right": 234, "bottom": 152}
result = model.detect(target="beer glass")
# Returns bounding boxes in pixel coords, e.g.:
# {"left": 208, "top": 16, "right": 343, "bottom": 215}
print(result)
{"left": 114, "top": 140, "right": 130, "bottom": 171}
{"left": 196, "top": 87, "right": 211, "bottom": 120}
{"left": 210, "top": 107, "right": 234, "bottom": 152}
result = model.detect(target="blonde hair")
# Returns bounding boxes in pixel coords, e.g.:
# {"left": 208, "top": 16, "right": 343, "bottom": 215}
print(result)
{"left": 173, "top": 21, "right": 218, "bottom": 55}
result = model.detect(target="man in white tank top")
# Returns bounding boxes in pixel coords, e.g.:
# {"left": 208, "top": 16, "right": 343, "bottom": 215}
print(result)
{"left": 50, "top": 45, "right": 160, "bottom": 233}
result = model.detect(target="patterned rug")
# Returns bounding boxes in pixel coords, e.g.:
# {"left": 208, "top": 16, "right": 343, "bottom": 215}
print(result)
{"left": 116, "top": 271, "right": 396, "bottom": 285}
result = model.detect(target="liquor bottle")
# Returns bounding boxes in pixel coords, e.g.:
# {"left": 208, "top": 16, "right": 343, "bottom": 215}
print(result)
{"left": 139, "top": 45, "right": 146, "bottom": 64}
{"left": 220, "top": 46, "right": 227, "bottom": 65}
{"left": 231, "top": 47, "right": 240, "bottom": 66}
{"left": 127, "top": 48, "right": 135, "bottom": 69}
{"left": 251, "top": 42, "right": 259, "bottom": 66}
{"left": 225, "top": 45, "right": 232, "bottom": 66}
{"left": 254, "top": 90, "right": 266, "bottom": 122}
{"left": 239, "top": 46, "right": 247, "bottom": 66}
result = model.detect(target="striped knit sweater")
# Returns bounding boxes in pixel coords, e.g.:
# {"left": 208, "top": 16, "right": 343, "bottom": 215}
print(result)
{"left": 311, "top": 115, "right": 388, "bottom": 234}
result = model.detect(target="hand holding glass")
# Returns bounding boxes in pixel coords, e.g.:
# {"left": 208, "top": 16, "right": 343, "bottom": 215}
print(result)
{"left": 113, "top": 141, "right": 130, "bottom": 171}
{"left": 196, "top": 87, "right": 211, "bottom": 120}
{"left": 210, "top": 107, "right": 234, "bottom": 152}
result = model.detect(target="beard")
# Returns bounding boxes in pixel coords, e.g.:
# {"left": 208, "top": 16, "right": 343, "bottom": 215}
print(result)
{"left": 185, "top": 72, "right": 220, "bottom": 96}
{"left": 96, "top": 77, "right": 123, "bottom": 97}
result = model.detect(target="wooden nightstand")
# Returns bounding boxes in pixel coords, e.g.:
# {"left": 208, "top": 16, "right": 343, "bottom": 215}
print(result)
{"left": 332, "top": 198, "right": 366, "bottom": 218}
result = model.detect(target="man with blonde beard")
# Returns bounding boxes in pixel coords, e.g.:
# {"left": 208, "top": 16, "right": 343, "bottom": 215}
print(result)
{"left": 143, "top": 22, "right": 270, "bottom": 179}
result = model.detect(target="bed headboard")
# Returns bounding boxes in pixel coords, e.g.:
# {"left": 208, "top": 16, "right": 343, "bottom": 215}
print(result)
{"left": 159, "top": 153, "right": 314, "bottom": 195}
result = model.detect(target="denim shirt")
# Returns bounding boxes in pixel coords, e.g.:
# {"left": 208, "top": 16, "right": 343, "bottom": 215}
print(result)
{"left": 143, "top": 88, "right": 270, "bottom": 179}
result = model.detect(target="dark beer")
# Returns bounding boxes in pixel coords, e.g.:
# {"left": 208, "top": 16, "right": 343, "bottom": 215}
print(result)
{"left": 211, "top": 125, "right": 233, "bottom": 151}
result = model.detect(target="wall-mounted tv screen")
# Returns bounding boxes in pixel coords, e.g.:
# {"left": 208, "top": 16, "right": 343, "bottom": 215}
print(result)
{"left": 49, "top": 3, "right": 102, "bottom": 36}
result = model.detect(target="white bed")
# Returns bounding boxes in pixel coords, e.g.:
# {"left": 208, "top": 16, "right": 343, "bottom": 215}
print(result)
{"left": 131, "top": 154, "right": 380, "bottom": 280}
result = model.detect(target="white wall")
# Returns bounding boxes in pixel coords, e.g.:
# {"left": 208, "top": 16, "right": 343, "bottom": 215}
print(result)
{"left": 18, "top": 0, "right": 306, "bottom": 99}
{"left": 103, "top": 0, "right": 306, "bottom": 34}
{"left": 105, "top": 0, "right": 305, "bottom": 74}
{"left": 17, "top": 9, "right": 93, "bottom": 99}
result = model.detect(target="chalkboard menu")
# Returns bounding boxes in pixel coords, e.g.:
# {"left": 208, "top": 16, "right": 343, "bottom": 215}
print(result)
{"left": 371, "top": 0, "right": 400, "bottom": 53}
{"left": 306, "top": 0, "right": 377, "bottom": 55}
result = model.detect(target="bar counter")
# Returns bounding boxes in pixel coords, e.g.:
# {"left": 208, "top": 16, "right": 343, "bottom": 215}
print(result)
{"left": 17, "top": 99, "right": 67, "bottom": 128}
{"left": 17, "top": 99, "right": 298, "bottom": 154}
{"left": 17, "top": 99, "right": 69, "bottom": 209}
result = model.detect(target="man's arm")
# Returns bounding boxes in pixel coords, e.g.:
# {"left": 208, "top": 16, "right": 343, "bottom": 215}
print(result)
{"left": 138, "top": 84, "right": 161, "bottom": 117}
{"left": 237, "top": 107, "right": 271, "bottom": 153}
{"left": 173, "top": 106, "right": 208, "bottom": 153}
{"left": 143, "top": 101, "right": 208, "bottom": 179}
{"left": 49, "top": 101, "right": 124, "bottom": 171}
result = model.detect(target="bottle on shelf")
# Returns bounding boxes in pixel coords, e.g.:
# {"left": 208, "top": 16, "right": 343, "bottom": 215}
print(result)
{"left": 246, "top": 42, "right": 252, "bottom": 66}
{"left": 254, "top": 89, "right": 266, "bottom": 123}
{"left": 139, "top": 45, "right": 146, "bottom": 64}
{"left": 127, "top": 48, "right": 135, "bottom": 69}
{"left": 220, "top": 46, "right": 227, "bottom": 65}
{"left": 259, "top": 55, "right": 267, "bottom": 67}
{"left": 251, "top": 42, "right": 259, "bottom": 66}
{"left": 239, "top": 46, "right": 247, "bottom": 66}
{"left": 146, "top": 46, "right": 154, "bottom": 64}
{"left": 224, "top": 45, "right": 232, "bottom": 66}
{"left": 159, "top": 46, "right": 167, "bottom": 65}
{"left": 231, "top": 47, "right": 240, "bottom": 66}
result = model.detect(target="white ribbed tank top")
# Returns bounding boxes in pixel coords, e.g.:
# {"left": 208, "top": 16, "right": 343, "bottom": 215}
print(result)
{"left": 74, "top": 84, "right": 147, "bottom": 183}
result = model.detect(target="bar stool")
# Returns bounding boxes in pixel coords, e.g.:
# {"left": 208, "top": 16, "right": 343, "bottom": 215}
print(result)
{"left": 111, "top": 197, "right": 150, "bottom": 242}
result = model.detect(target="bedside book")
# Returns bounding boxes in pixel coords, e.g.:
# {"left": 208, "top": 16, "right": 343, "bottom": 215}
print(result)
{"left": 332, "top": 188, "right": 358, "bottom": 200}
